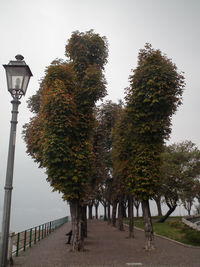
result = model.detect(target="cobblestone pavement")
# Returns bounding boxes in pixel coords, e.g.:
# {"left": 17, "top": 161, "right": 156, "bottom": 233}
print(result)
{"left": 13, "top": 220, "right": 200, "bottom": 267}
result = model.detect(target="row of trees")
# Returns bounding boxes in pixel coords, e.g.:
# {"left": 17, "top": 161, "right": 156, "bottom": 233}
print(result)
{"left": 91, "top": 137, "right": 200, "bottom": 223}
{"left": 23, "top": 30, "right": 200, "bottom": 251}
{"left": 110, "top": 43, "right": 185, "bottom": 249}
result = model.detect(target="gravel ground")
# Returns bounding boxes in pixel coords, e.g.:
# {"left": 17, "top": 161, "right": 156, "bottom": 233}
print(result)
{"left": 13, "top": 220, "right": 200, "bottom": 267}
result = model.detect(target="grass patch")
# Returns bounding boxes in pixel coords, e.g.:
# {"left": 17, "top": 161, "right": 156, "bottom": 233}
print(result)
{"left": 126, "top": 217, "right": 200, "bottom": 246}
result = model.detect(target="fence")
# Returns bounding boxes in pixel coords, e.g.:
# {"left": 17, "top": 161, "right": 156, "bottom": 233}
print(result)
{"left": 11, "top": 216, "right": 69, "bottom": 258}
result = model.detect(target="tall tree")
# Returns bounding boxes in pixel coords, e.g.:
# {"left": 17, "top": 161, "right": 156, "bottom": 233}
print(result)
{"left": 117, "top": 43, "right": 185, "bottom": 250}
{"left": 159, "top": 141, "right": 200, "bottom": 221}
{"left": 94, "top": 101, "right": 123, "bottom": 222}
{"left": 112, "top": 110, "right": 132, "bottom": 232}
{"left": 23, "top": 30, "right": 108, "bottom": 251}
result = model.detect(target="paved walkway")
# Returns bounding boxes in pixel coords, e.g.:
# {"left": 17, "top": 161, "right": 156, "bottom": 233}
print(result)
{"left": 13, "top": 220, "right": 200, "bottom": 267}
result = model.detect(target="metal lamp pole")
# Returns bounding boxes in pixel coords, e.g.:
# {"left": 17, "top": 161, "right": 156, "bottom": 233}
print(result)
{"left": 0, "top": 99, "right": 21, "bottom": 267}
{"left": 0, "top": 55, "right": 32, "bottom": 267}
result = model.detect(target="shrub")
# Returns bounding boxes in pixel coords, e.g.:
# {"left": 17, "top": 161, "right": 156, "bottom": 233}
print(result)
{"left": 168, "top": 219, "right": 183, "bottom": 229}
{"left": 184, "top": 230, "right": 200, "bottom": 245}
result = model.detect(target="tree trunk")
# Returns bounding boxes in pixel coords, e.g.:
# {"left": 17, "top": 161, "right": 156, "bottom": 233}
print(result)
{"left": 183, "top": 200, "right": 192, "bottom": 216}
{"left": 154, "top": 196, "right": 162, "bottom": 216}
{"left": 129, "top": 195, "right": 134, "bottom": 238}
{"left": 94, "top": 201, "right": 99, "bottom": 219}
{"left": 136, "top": 207, "right": 139, "bottom": 217}
{"left": 103, "top": 204, "right": 107, "bottom": 221}
{"left": 142, "top": 200, "right": 154, "bottom": 251}
{"left": 107, "top": 202, "right": 111, "bottom": 224}
{"left": 122, "top": 200, "right": 127, "bottom": 218}
{"left": 158, "top": 203, "right": 177, "bottom": 223}
{"left": 88, "top": 204, "right": 93, "bottom": 220}
{"left": 81, "top": 205, "right": 87, "bottom": 238}
{"left": 118, "top": 197, "right": 124, "bottom": 231}
{"left": 134, "top": 199, "right": 140, "bottom": 217}
{"left": 70, "top": 199, "right": 84, "bottom": 251}
{"left": 112, "top": 200, "right": 117, "bottom": 227}
{"left": 128, "top": 198, "right": 131, "bottom": 219}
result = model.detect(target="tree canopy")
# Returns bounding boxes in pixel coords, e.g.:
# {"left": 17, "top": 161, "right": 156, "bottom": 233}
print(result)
{"left": 23, "top": 38, "right": 190, "bottom": 251}
{"left": 124, "top": 43, "right": 185, "bottom": 200}
{"left": 23, "top": 30, "right": 108, "bottom": 203}
{"left": 159, "top": 141, "right": 200, "bottom": 221}
{"left": 23, "top": 30, "right": 108, "bottom": 251}
{"left": 112, "top": 43, "right": 185, "bottom": 250}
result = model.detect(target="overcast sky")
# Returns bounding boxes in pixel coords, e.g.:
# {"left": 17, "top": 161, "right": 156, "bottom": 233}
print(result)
{"left": 0, "top": 0, "right": 200, "bottom": 232}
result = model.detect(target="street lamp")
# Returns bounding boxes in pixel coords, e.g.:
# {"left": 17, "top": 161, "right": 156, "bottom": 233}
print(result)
{"left": 0, "top": 55, "right": 32, "bottom": 267}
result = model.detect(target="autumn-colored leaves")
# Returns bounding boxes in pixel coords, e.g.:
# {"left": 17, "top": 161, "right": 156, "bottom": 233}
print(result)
{"left": 23, "top": 33, "right": 185, "bottom": 251}
{"left": 23, "top": 30, "right": 108, "bottom": 203}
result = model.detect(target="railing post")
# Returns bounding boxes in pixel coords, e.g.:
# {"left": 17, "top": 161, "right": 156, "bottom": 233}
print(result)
{"left": 34, "top": 227, "right": 37, "bottom": 245}
{"left": 42, "top": 224, "right": 44, "bottom": 239}
{"left": 49, "top": 222, "right": 51, "bottom": 234}
{"left": 29, "top": 229, "right": 32, "bottom": 248}
{"left": 23, "top": 231, "right": 27, "bottom": 251}
{"left": 38, "top": 226, "right": 41, "bottom": 241}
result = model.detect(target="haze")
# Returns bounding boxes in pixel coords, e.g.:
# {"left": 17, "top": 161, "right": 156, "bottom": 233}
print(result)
{"left": 0, "top": 0, "right": 199, "bottom": 232}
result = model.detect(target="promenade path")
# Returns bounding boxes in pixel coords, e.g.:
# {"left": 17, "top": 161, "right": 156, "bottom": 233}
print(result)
{"left": 13, "top": 220, "right": 200, "bottom": 267}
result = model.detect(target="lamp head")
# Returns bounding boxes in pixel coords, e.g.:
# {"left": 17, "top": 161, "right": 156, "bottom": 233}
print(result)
{"left": 3, "top": 55, "right": 33, "bottom": 99}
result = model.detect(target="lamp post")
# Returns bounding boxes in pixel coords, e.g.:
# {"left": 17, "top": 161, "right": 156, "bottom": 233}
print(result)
{"left": 0, "top": 55, "right": 32, "bottom": 267}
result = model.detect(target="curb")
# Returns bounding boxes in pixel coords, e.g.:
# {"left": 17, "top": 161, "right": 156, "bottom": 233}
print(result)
{"left": 123, "top": 223, "right": 200, "bottom": 249}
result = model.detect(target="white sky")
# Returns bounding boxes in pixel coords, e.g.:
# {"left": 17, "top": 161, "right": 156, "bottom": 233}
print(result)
{"left": 0, "top": 0, "right": 199, "bottom": 232}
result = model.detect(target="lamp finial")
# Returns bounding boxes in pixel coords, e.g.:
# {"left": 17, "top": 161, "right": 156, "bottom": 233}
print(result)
{"left": 15, "top": 55, "right": 24, "bottom": 61}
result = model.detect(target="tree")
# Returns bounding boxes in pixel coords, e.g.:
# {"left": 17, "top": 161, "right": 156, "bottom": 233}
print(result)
{"left": 159, "top": 141, "right": 200, "bottom": 222}
{"left": 180, "top": 180, "right": 199, "bottom": 216}
{"left": 112, "top": 110, "right": 133, "bottom": 233}
{"left": 194, "top": 203, "right": 200, "bottom": 215}
{"left": 153, "top": 194, "right": 163, "bottom": 216}
{"left": 120, "top": 43, "right": 184, "bottom": 249}
{"left": 23, "top": 30, "right": 108, "bottom": 251}
{"left": 93, "top": 101, "right": 123, "bottom": 223}
{"left": 195, "top": 181, "right": 200, "bottom": 205}
{"left": 133, "top": 199, "right": 140, "bottom": 217}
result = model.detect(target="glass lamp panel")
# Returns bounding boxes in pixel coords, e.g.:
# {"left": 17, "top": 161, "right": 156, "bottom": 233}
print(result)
{"left": 21, "top": 76, "right": 30, "bottom": 95}
{"left": 6, "top": 71, "right": 12, "bottom": 90}
{"left": 5, "top": 66, "right": 26, "bottom": 90}
{"left": 12, "top": 76, "right": 23, "bottom": 90}
{"left": 4, "top": 58, "right": 32, "bottom": 96}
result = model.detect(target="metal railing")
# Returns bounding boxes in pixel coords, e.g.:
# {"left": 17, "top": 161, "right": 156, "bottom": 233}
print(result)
{"left": 11, "top": 216, "right": 69, "bottom": 257}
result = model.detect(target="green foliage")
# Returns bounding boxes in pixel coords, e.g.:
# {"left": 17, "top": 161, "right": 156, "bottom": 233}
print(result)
{"left": 111, "top": 109, "right": 130, "bottom": 196}
{"left": 98, "top": 101, "right": 123, "bottom": 168}
{"left": 66, "top": 30, "right": 108, "bottom": 76}
{"left": 122, "top": 43, "right": 184, "bottom": 200}
{"left": 93, "top": 101, "right": 123, "bottom": 203}
{"left": 126, "top": 43, "right": 185, "bottom": 141}
{"left": 26, "top": 88, "right": 42, "bottom": 114}
{"left": 160, "top": 141, "right": 200, "bottom": 211}
{"left": 133, "top": 217, "right": 200, "bottom": 246}
{"left": 184, "top": 230, "right": 200, "bottom": 245}
{"left": 168, "top": 219, "right": 184, "bottom": 228}
{"left": 23, "top": 30, "right": 108, "bottom": 202}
